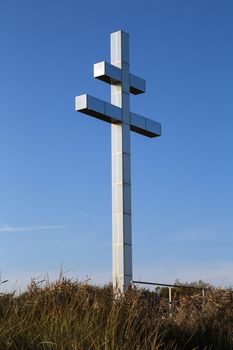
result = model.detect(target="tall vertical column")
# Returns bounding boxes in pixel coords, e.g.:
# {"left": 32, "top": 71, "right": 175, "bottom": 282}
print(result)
{"left": 111, "top": 31, "right": 132, "bottom": 292}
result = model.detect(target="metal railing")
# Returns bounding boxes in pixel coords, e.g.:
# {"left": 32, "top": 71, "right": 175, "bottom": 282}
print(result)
{"left": 131, "top": 280, "right": 206, "bottom": 316}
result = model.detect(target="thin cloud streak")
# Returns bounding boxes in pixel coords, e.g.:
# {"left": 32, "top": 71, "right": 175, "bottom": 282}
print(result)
{"left": 0, "top": 225, "right": 65, "bottom": 233}
{"left": 83, "top": 214, "right": 110, "bottom": 221}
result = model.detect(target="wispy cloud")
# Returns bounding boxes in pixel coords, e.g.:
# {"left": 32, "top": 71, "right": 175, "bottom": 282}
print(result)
{"left": 83, "top": 214, "right": 110, "bottom": 221}
{"left": 0, "top": 225, "right": 65, "bottom": 233}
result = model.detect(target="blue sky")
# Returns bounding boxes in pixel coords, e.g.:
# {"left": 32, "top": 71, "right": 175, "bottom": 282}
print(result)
{"left": 0, "top": 0, "right": 233, "bottom": 291}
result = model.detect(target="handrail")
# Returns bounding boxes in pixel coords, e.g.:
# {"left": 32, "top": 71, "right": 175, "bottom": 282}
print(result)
{"left": 131, "top": 280, "right": 206, "bottom": 290}
{"left": 131, "top": 280, "right": 207, "bottom": 317}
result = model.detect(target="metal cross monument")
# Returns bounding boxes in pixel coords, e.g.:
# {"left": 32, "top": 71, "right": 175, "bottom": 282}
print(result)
{"left": 75, "top": 30, "right": 161, "bottom": 293}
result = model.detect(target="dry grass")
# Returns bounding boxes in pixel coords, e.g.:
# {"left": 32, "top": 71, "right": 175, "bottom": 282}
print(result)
{"left": 0, "top": 276, "right": 233, "bottom": 349}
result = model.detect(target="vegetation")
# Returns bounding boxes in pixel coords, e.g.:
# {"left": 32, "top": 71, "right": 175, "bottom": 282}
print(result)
{"left": 0, "top": 276, "right": 233, "bottom": 349}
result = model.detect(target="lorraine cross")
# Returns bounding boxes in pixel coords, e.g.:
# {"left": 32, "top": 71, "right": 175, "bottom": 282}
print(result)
{"left": 75, "top": 30, "right": 161, "bottom": 293}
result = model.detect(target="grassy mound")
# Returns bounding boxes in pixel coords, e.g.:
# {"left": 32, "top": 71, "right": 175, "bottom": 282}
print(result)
{"left": 0, "top": 277, "right": 233, "bottom": 349}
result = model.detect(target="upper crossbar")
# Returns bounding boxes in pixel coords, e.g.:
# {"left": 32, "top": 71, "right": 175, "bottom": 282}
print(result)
{"left": 94, "top": 61, "right": 146, "bottom": 95}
